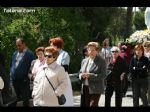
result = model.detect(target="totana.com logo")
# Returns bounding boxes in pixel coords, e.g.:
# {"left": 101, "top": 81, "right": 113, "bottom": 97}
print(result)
{"left": 4, "top": 8, "right": 35, "bottom": 13}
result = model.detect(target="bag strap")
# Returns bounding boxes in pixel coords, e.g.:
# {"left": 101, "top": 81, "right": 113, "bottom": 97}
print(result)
{"left": 44, "top": 69, "right": 55, "bottom": 91}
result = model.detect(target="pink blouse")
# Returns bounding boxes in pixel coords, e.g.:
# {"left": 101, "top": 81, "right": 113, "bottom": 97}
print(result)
{"left": 32, "top": 59, "right": 46, "bottom": 77}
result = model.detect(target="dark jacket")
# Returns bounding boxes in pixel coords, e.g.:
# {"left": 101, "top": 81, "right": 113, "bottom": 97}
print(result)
{"left": 129, "top": 55, "right": 149, "bottom": 79}
{"left": 106, "top": 56, "right": 127, "bottom": 84}
{"left": 79, "top": 55, "right": 106, "bottom": 94}
{"left": 10, "top": 49, "right": 35, "bottom": 82}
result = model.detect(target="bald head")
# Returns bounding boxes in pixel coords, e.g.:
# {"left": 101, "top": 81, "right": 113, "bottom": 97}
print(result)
{"left": 16, "top": 38, "right": 26, "bottom": 52}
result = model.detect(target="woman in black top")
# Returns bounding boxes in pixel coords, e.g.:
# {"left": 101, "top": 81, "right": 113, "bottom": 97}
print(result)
{"left": 105, "top": 46, "right": 127, "bottom": 107}
{"left": 129, "top": 44, "right": 149, "bottom": 107}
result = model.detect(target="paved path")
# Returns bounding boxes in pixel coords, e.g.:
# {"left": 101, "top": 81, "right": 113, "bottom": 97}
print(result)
{"left": 73, "top": 88, "right": 143, "bottom": 107}
{"left": 7, "top": 74, "right": 144, "bottom": 107}
{"left": 16, "top": 88, "right": 143, "bottom": 107}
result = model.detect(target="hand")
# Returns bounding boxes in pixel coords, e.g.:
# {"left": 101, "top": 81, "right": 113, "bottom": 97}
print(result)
{"left": 31, "top": 75, "right": 35, "bottom": 81}
{"left": 120, "top": 73, "right": 125, "bottom": 81}
{"left": 85, "top": 73, "right": 90, "bottom": 79}
{"left": 143, "top": 65, "right": 146, "bottom": 69}
{"left": 81, "top": 73, "right": 90, "bottom": 79}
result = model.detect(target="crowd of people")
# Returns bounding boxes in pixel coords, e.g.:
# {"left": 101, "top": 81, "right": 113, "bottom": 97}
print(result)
{"left": 0, "top": 37, "right": 150, "bottom": 107}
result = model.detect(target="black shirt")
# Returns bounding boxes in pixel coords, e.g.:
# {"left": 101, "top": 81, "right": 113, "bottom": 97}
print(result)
{"left": 129, "top": 55, "right": 149, "bottom": 79}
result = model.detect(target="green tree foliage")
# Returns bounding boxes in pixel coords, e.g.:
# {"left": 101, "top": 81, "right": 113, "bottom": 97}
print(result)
{"left": 104, "top": 7, "right": 127, "bottom": 45}
{"left": 0, "top": 7, "right": 90, "bottom": 74}
{"left": 133, "top": 7, "right": 147, "bottom": 30}
{"left": 1, "top": 7, "right": 142, "bottom": 74}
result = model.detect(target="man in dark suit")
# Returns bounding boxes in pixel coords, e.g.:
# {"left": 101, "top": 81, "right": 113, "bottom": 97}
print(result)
{"left": 9, "top": 38, "right": 35, "bottom": 106}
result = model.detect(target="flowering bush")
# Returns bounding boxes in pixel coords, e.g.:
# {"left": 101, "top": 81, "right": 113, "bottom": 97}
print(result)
{"left": 126, "top": 29, "right": 150, "bottom": 45}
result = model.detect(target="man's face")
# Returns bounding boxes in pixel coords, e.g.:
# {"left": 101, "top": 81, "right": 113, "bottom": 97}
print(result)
{"left": 16, "top": 40, "right": 25, "bottom": 52}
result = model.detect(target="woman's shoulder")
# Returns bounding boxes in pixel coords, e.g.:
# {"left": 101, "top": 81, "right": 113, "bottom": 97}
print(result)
{"left": 96, "top": 54, "right": 105, "bottom": 61}
{"left": 60, "top": 50, "right": 70, "bottom": 58}
{"left": 32, "top": 59, "right": 38, "bottom": 63}
{"left": 55, "top": 63, "right": 65, "bottom": 71}
{"left": 60, "top": 50, "right": 68, "bottom": 54}
{"left": 115, "top": 56, "right": 125, "bottom": 64}
{"left": 142, "top": 56, "right": 149, "bottom": 61}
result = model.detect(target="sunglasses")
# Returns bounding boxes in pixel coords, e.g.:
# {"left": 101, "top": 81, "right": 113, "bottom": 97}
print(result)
{"left": 45, "top": 54, "right": 53, "bottom": 58}
{"left": 112, "top": 51, "right": 118, "bottom": 53}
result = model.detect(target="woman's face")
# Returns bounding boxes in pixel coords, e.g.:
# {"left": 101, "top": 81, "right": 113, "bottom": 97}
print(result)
{"left": 45, "top": 52, "right": 56, "bottom": 64}
{"left": 87, "top": 46, "right": 98, "bottom": 59}
{"left": 36, "top": 51, "right": 45, "bottom": 61}
{"left": 112, "top": 50, "right": 119, "bottom": 59}
{"left": 135, "top": 49, "right": 143, "bottom": 56}
{"left": 105, "top": 39, "right": 110, "bottom": 46}
{"left": 144, "top": 46, "right": 150, "bottom": 52}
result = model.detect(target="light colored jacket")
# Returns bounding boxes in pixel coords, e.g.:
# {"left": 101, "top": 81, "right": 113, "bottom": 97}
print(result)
{"left": 32, "top": 62, "right": 68, "bottom": 106}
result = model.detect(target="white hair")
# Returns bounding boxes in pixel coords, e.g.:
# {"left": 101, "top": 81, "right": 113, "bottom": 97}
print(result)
{"left": 111, "top": 46, "right": 120, "bottom": 52}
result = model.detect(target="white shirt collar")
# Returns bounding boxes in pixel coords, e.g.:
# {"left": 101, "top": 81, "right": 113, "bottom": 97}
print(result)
{"left": 43, "top": 61, "right": 57, "bottom": 70}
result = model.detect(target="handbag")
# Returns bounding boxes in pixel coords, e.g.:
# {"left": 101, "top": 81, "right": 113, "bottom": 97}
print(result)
{"left": 44, "top": 69, "right": 66, "bottom": 105}
{"left": 57, "top": 94, "right": 66, "bottom": 105}
{"left": 105, "top": 70, "right": 112, "bottom": 81}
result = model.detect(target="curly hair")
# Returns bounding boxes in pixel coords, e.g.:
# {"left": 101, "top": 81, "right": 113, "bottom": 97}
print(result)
{"left": 44, "top": 46, "right": 59, "bottom": 59}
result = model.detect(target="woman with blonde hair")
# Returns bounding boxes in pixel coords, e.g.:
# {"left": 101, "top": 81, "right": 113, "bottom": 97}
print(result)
{"left": 79, "top": 42, "right": 106, "bottom": 107}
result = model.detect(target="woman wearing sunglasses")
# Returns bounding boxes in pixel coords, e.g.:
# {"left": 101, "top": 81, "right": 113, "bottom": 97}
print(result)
{"left": 32, "top": 46, "right": 68, "bottom": 106}
{"left": 105, "top": 46, "right": 127, "bottom": 107}
{"left": 49, "top": 37, "right": 74, "bottom": 106}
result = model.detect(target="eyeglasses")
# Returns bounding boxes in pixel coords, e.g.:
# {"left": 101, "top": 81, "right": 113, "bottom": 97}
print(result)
{"left": 45, "top": 54, "right": 53, "bottom": 58}
{"left": 88, "top": 49, "right": 96, "bottom": 52}
{"left": 112, "top": 51, "right": 118, "bottom": 53}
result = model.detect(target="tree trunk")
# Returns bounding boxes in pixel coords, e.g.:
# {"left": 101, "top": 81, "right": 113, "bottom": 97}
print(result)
{"left": 124, "top": 7, "right": 133, "bottom": 41}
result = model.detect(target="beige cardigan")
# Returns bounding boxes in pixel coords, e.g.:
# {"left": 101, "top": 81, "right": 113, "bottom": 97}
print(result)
{"left": 32, "top": 62, "right": 68, "bottom": 106}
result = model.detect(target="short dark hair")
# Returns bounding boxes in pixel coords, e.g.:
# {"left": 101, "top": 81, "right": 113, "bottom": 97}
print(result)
{"left": 16, "top": 37, "right": 25, "bottom": 44}
{"left": 103, "top": 38, "right": 112, "bottom": 47}
{"left": 35, "top": 47, "right": 45, "bottom": 53}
